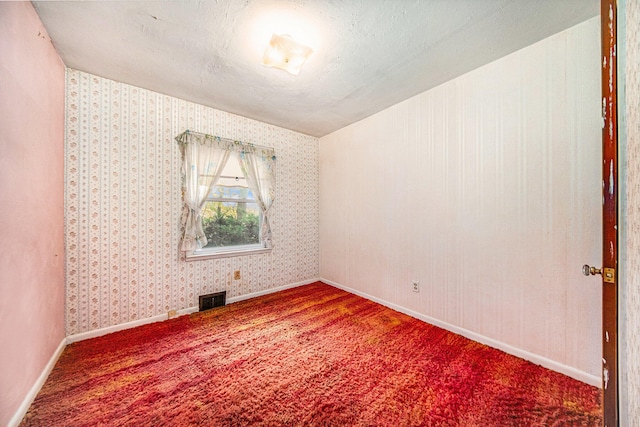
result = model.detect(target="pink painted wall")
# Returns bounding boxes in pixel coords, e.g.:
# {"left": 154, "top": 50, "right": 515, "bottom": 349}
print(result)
{"left": 0, "top": 2, "right": 65, "bottom": 425}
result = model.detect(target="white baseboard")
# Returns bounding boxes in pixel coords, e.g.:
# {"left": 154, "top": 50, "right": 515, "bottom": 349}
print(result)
{"left": 25, "top": 277, "right": 584, "bottom": 426}
{"left": 66, "top": 278, "right": 319, "bottom": 344}
{"left": 16, "top": 279, "right": 320, "bottom": 424}
{"left": 321, "top": 277, "right": 602, "bottom": 388}
{"left": 8, "top": 337, "right": 67, "bottom": 427}
{"left": 66, "top": 306, "right": 199, "bottom": 343}
{"left": 226, "top": 278, "right": 319, "bottom": 304}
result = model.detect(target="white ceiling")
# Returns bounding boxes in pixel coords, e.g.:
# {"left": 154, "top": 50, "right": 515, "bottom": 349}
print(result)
{"left": 32, "top": 0, "right": 599, "bottom": 137}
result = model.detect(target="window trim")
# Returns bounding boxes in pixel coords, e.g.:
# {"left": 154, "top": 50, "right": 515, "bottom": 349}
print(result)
{"left": 186, "top": 244, "right": 271, "bottom": 261}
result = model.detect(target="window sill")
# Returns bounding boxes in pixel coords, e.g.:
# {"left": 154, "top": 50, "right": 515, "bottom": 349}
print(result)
{"left": 186, "top": 246, "right": 271, "bottom": 261}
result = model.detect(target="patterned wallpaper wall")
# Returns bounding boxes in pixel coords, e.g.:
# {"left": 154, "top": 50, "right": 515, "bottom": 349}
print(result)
{"left": 65, "top": 69, "right": 319, "bottom": 335}
{"left": 624, "top": 0, "right": 640, "bottom": 422}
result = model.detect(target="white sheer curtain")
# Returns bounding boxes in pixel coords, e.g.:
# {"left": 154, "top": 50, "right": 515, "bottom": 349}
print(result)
{"left": 176, "top": 132, "right": 230, "bottom": 252}
{"left": 238, "top": 147, "right": 276, "bottom": 248}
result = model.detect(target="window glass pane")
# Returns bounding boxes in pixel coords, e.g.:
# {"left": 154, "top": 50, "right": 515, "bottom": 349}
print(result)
{"left": 201, "top": 200, "right": 261, "bottom": 248}
{"left": 209, "top": 186, "right": 255, "bottom": 200}
{"left": 213, "top": 152, "right": 248, "bottom": 188}
{"left": 216, "top": 176, "right": 248, "bottom": 188}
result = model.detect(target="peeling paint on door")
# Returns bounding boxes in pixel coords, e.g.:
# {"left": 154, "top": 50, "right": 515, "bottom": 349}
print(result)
{"left": 609, "top": 160, "right": 614, "bottom": 195}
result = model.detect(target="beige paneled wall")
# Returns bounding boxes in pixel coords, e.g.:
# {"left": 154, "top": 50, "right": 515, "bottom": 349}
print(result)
{"left": 320, "top": 18, "right": 602, "bottom": 381}
{"left": 65, "top": 70, "right": 319, "bottom": 335}
{"left": 624, "top": 0, "right": 640, "bottom": 422}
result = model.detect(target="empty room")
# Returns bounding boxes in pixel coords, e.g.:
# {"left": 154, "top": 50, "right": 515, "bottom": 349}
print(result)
{"left": 1, "top": 0, "right": 639, "bottom": 425}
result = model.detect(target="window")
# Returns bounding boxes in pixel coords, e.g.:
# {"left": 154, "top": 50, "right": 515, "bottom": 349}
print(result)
{"left": 197, "top": 152, "right": 265, "bottom": 256}
{"left": 176, "top": 130, "right": 275, "bottom": 260}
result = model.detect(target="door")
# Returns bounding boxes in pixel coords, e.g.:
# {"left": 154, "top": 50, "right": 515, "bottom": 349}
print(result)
{"left": 600, "top": 0, "right": 618, "bottom": 425}
{"left": 584, "top": 1, "right": 619, "bottom": 424}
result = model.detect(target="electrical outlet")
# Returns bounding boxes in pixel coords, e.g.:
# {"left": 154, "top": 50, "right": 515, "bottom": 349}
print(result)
{"left": 412, "top": 281, "right": 420, "bottom": 293}
{"left": 234, "top": 270, "right": 241, "bottom": 280}
{"left": 168, "top": 309, "right": 177, "bottom": 318}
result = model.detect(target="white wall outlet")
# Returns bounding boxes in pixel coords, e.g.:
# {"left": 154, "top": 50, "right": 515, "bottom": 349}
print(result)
{"left": 412, "top": 281, "right": 420, "bottom": 293}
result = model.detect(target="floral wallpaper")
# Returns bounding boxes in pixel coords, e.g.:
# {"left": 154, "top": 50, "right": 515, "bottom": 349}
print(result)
{"left": 65, "top": 69, "right": 319, "bottom": 335}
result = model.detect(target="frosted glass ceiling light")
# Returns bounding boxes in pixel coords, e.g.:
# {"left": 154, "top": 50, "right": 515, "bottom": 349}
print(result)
{"left": 262, "top": 33, "right": 312, "bottom": 75}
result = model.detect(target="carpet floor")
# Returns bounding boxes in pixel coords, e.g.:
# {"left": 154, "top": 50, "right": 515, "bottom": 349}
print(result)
{"left": 21, "top": 282, "right": 602, "bottom": 426}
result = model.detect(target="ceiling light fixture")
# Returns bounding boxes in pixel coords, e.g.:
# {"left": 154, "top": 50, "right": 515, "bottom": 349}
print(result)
{"left": 261, "top": 33, "right": 313, "bottom": 76}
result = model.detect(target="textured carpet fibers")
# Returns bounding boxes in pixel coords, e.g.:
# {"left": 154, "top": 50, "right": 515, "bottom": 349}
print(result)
{"left": 21, "top": 282, "right": 602, "bottom": 426}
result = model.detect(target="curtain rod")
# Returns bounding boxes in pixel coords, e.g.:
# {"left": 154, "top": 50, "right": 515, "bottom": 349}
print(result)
{"left": 180, "top": 130, "right": 274, "bottom": 152}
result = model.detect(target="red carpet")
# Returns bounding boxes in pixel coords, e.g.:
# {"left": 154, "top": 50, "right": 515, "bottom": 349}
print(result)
{"left": 21, "top": 282, "right": 601, "bottom": 426}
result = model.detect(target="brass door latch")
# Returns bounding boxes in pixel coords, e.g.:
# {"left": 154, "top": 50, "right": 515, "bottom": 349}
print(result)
{"left": 583, "top": 264, "right": 615, "bottom": 284}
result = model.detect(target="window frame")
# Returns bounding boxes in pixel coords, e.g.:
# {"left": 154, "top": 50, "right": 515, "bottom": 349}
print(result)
{"left": 185, "top": 175, "right": 271, "bottom": 261}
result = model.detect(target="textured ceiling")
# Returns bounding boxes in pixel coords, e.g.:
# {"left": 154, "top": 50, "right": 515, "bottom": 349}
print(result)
{"left": 33, "top": 0, "right": 599, "bottom": 137}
